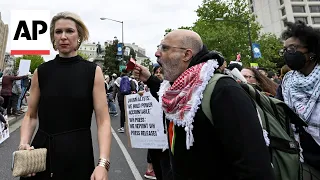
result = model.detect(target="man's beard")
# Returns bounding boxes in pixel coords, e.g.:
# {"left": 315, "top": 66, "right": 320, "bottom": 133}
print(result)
{"left": 161, "top": 57, "right": 183, "bottom": 82}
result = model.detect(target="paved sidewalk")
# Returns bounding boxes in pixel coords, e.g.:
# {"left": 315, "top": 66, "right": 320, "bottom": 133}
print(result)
{"left": 7, "top": 106, "right": 28, "bottom": 126}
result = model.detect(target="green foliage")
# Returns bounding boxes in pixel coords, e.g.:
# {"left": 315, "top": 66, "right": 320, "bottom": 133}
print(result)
{"left": 192, "top": 0, "right": 261, "bottom": 67}
{"left": 256, "top": 33, "right": 285, "bottom": 70}
{"left": 77, "top": 51, "right": 89, "bottom": 60}
{"left": 15, "top": 55, "right": 45, "bottom": 73}
{"left": 164, "top": 26, "right": 192, "bottom": 36}
{"left": 163, "top": 0, "right": 284, "bottom": 70}
{"left": 103, "top": 39, "right": 120, "bottom": 75}
{"left": 141, "top": 58, "right": 153, "bottom": 72}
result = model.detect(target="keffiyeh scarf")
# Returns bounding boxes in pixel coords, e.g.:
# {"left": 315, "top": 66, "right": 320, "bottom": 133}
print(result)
{"left": 282, "top": 64, "right": 320, "bottom": 143}
{"left": 158, "top": 60, "right": 219, "bottom": 149}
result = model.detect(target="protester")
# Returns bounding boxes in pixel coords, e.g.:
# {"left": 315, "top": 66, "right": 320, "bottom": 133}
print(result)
{"left": 281, "top": 20, "right": 320, "bottom": 171}
{"left": 134, "top": 29, "right": 275, "bottom": 180}
{"left": 144, "top": 65, "right": 172, "bottom": 180}
{"left": 112, "top": 69, "right": 136, "bottom": 133}
{"left": 241, "top": 67, "right": 278, "bottom": 97}
{"left": 275, "top": 65, "right": 291, "bottom": 101}
{"left": 1, "top": 68, "right": 27, "bottom": 115}
{"left": 19, "top": 11, "right": 111, "bottom": 180}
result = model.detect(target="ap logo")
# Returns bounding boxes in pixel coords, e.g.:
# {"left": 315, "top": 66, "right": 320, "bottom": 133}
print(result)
{"left": 10, "top": 10, "right": 51, "bottom": 55}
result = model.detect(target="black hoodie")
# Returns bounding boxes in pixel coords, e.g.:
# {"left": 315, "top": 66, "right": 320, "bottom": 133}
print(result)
{"left": 145, "top": 46, "right": 275, "bottom": 180}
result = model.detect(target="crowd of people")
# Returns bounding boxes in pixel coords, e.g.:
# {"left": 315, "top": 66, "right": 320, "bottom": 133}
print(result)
{"left": 10, "top": 10, "right": 320, "bottom": 180}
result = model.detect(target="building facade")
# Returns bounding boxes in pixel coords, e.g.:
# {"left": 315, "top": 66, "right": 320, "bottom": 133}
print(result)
{"left": 249, "top": 0, "right": 320, "bottom": 37}
{"left": 0, "top": 12, "right": 9, "bottom": 70}
{"left": 78, "top": 41, "right": 103, "bottom": 59}
{"left": 124, "top": 43, "right": 148, "bottom": 64}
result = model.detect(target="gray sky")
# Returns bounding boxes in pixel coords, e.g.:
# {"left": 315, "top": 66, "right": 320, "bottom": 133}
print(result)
{"left": 1, "top": 0, "right": 202, "bottom": 62}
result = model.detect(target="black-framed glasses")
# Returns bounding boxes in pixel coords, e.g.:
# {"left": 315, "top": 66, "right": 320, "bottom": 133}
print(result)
{"left": 243, "top": 75, "right": 255, "bottom": 79}
{"left": 279, "top": 44, "right": 307, "bottom": 56}
{"left": 157, "top": 44, "right": 187, "bottom": 52}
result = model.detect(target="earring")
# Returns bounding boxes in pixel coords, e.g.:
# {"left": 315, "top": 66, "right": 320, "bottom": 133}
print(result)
{"left": 75, "top": 39, "right": 81, "bottom": 51}
{"left": 53, "top": 40, "right": 57, "bottom": 50}
{"left": 309, "top": 53, "right": 316, "bottom": 61}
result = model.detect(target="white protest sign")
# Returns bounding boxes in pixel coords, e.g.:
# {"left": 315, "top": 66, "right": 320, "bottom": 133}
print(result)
{"left": 0, "top": 115, "right": 10, "bottom": 144}
{"left": 125, "top": 92, "right": 168, "bottom": 149}
{"left": 18, "top": 59, "right": 31, "bottom": 76}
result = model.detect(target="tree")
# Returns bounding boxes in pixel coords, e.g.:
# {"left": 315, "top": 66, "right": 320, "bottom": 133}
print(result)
{"left": 141, "top": 58, "right": 153, "bottom": 72}
{"left": 191, "top": 0, "right": 261, "bottom": 67}
{"left": 257, "top": 33, "right": 284, "bottom": 70}
{"left": 103, "top": 39, "right": 120, "bottom": 75}
{"left": 15, "top": 55, "right": 45, "bottom": 74}
{"left": 164, "top": 0, "right": 284, "bottom": 70}
{"left": 164, "top": 28, "right": 174, "bottom": 36}
{"left": 77, "top": 51, "right": 89, "bottom": 60}
{"left": 164, "top": 26, "right": 192, "bottom": 36}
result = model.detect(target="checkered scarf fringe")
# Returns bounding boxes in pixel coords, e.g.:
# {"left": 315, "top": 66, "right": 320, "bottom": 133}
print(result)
{"left": 159, "top": 60, "right": 219, "bottom": 149}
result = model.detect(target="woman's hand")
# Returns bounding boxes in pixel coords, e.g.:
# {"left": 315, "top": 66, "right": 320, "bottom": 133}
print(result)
{"left": 90, "top": 166, "right": 108, "bottom": 180}
{"left": 18, "top": 144, "right": 37, "bottom": 177}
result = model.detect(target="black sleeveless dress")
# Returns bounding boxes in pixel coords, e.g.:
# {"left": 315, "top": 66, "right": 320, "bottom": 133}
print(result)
{"left": 21, "top": 55, "right": 97, "bottom": 180}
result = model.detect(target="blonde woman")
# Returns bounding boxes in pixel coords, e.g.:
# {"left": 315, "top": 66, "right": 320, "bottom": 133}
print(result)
{"left": 19, "top": 12, "right": 111, "bottom": 180}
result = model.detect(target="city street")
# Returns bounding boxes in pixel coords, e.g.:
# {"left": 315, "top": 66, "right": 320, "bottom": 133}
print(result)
{"left": 0, "top": 111, "right": 149, "bottom": 180}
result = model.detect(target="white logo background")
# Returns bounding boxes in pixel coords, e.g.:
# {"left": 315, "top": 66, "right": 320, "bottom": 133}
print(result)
{"left": 10, "top": 10, "right": 51, "bottom": 52}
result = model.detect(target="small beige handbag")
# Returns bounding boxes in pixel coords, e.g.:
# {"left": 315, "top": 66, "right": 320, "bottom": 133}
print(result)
{"left": 12, "top": 148, "right": 47, "bottom": 177}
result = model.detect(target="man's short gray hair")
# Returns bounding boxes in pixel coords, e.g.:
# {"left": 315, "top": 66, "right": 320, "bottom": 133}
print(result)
{"left": 182, "top": 36, "right": 203, "bottom": 55}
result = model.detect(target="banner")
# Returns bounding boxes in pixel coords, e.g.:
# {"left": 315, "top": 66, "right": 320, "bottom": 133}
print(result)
{"left": 117, "top": 43, "right": 123, "bottom": 56}
{"left": 250, "top": 63, "right": 259, "bottom": 69}
{"left": 252, "top": 43, "right": 262, "bottom": 59}
{"left": 125, "top": 92, "right": 168, "bottom": 149}
{"left": 0, "top": 115, "right": 10, "bottom": 144}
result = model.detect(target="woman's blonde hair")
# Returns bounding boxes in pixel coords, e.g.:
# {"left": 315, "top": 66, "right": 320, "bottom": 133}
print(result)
{"left": 50, "top": 11, "right": 89, "bottom": 50}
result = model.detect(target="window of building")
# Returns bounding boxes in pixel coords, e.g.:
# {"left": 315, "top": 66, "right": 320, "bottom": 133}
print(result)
{"left": 283, "top": 18, "right": 288, "bottom": 26}
{"left": 280, "top": 0, "right": 284, "bottom": 5}
{"left": 292, "top": 6, "right": 306, "bottom": 13}
{"left": 310, "top": 5, "right": 320, "bottom": 13}
{"left": 294, "top": 17, "right": 308, "bottom": 24}
{"left": 281, "top": 8, "right": 286, "bottom": 16}
{"left": 312, "top": 17, "right": 320, "bottom": 24}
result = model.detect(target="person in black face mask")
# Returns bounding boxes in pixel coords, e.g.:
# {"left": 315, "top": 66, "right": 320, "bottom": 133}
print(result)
{"left": 280, "top": 20, "right": 320, "bottom": 172}
{"left": 280, "top": 21, "right": 318, "bottom": 73}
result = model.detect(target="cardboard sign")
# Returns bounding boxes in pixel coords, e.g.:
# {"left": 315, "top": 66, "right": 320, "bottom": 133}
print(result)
{"left": 125, "top": 92, "right": 168, "bottom": 149}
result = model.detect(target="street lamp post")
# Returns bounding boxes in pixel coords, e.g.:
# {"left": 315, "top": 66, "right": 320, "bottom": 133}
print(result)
{"left": 215, "top": 18, "right": 254, "bottom": 62}
{"left": 100, "top": 17, "right": 124, "bottom": 61}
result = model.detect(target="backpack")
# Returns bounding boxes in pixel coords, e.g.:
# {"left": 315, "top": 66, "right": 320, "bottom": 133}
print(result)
{"left": 119, "top": 76, "right": 131, "bottom": 95}
{"left": 201, "top": 73, "right": 320, "bottom": 180}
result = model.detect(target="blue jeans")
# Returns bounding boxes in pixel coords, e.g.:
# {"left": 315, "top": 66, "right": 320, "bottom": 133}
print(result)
{"left": 17, "top": 86, "right": 27, "bottom": 111}
{"left": 107, "top": 93, "right": 117, "bottom": 114}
